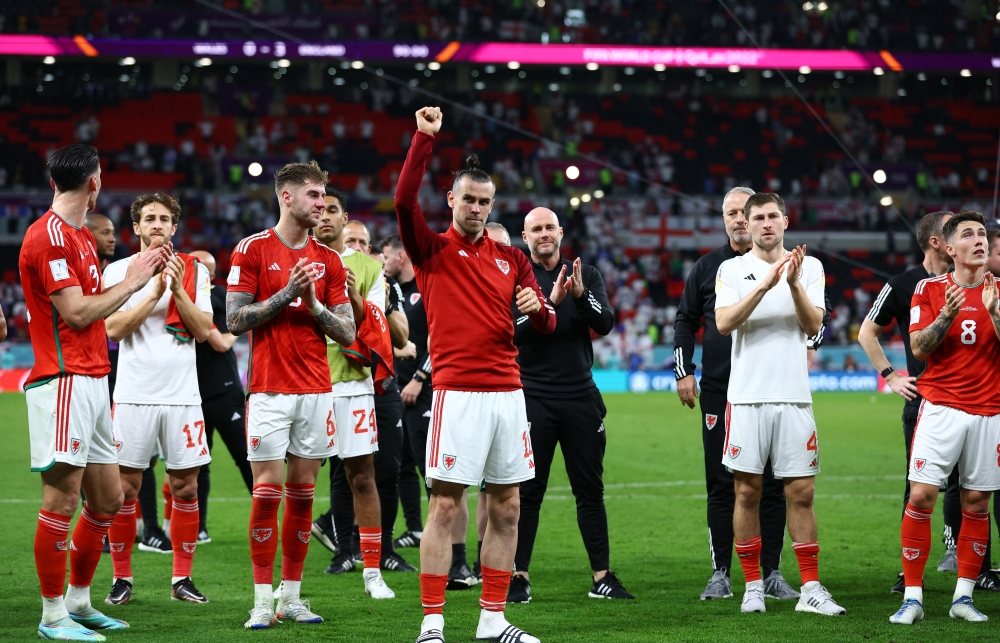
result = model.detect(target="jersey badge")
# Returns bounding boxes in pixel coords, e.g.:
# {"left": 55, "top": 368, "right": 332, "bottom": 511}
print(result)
{"left": 495, "top": 258, "right": 510, "bottom": 275}
{"left": 182, "top": 542, "right": 196, "bottom": 554}
{"left": 902, "top": 547, "right": 920, "bottom": 561}
{"left": 227, "top": 266, "right": 241, "bottom": 285}
{"left": 297, "top": 530, "right": 312, "bottom": 544}
{"left": 728, "top": 445, "right": 741, "bottom": 459}
{"left": 410, "top": 293, "right": 422, "bottom": 305}
{"left": 115, "top": 440, "right": 123, "bottom": 452}
{"left": 705, "top": 414, "right": 718, "bottom": 430}
{"left": 974, "top": 542, "right": 988, "bottom": 557}
{"left": 70, "top": 438, "right": 81, "bottom": 455}
{"left": 913, "top": 458, "right": 925, "bottom": 471}
{"left": 109, "top": 542, "right": 125, "bottom": 553}
{"left": 56, "top": 540, "right": 68, "bottom": 551}
{"left": 252, "top": 528, "right": 273, "bottom": 542}
{"left": 49, "top": 258, "right": 70, "bottom": 282}
{"left": 311, "top": 262, "right": 326, "bottom": 279}
{"left": 249, "top": 436, "right": 261, "bottom": 451}
{"left": 442, "top": 454, "right": 457, "bottom": 471}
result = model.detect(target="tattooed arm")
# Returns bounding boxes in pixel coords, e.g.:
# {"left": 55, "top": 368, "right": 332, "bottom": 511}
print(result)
{"left": 311, "top": 302, "right": 356, "bottom": 346}
{"left": 226, "top": 289, "right": 296, "bottom": 336}
{"left": 910, "top": 283, "right": 964, "bottom": 361}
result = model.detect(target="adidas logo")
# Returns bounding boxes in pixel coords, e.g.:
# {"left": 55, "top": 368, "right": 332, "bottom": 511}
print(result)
{"left": 268, "top": 263, "right": 281, "bottom": 271}
{"left": 231, "top": 411, "right": 242, "bottom": 421}
{"left": 743, "top": 274, "right": 757, "bottom": 281}
{"left": 458, "top": 250, "right": 469, "bottom": 257}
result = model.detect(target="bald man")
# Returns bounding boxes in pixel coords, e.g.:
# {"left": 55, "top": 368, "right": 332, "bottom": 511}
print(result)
{"left": 191, "top": 249, "right": 253, "bottom": 543}
{"left": 507, "top": 207, "right": 632, "bottom": 603}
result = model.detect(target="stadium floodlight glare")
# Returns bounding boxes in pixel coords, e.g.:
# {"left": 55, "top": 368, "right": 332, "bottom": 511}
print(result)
{"left": 119, "top": 57, "right": 135, "bottom": 66}
{"left": 654, "top": 63, "right": 666, "bottom": 72}
{"left": 802, "top": 1, "right": 814, "bottom": 9}
{"left": 548, "top": 82, "right": 559, "bottom": 91}
{"left": 428, "top": 62, "right": 441, "bottom": 70}
{"left": 880, "top": 196, "right": 893, "bottom": 207}
{"left": 570, "top": 197, "right": 581, "bottom": 207}
{"left": 799, "top": 65, "right": 811, "bottom": 74}
{"left": 278, "top": 59, "right": 291, "bottom": 68}
{"left": 873, "top": 169, "right": 887, "bottom": 184}
{"left": 586, "top": 62, "right": 599, "bottom": 71}
{"left": 581, "top": 193, "right": 592, "bottom": 203}
{"left": 873, "top": 67, "right": 884, "bottom": 76}
{"left": 195, "top": 57, "right": 212, "bottom": 67}
{"left": 537, "top": 0, "right": 545, "bottom": 6}
{"left": 996, "top": 9, "right": 1000, "bottom": 20}
{"left": 508, "top": 61, "right": 521, "bottom": 69}
{"left": 248, "top": 162, "right": 263, "bottom": 177}
{"left": 594, "top": 189, "right": 605, "bottom": 199}
{"left": 566, "top": 166, "right": 580, "bottom": 180}
{"left": 351, "top": 60, "right": 364, "bottom": 69}
{"left": 817, "top": 1, "right": 828, "bottom": 9}
{"left": 960, "top": 69, "right": 971, "bottom": 77}
{"left": 43, "top": 56, "right": 55, "bottom": 65}
{"left": 728, "top": 65, "right": 740, "bottom": 73}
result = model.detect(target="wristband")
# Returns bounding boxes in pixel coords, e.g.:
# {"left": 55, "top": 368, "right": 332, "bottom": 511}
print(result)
{"left": 308, "top": 301, "right": 325, "bottom": 316}
{"left": 412, "top": 372, "right": 426, "bottom": 383}
{"left": 881, "top": 366, "right": 894, "bottom": 379}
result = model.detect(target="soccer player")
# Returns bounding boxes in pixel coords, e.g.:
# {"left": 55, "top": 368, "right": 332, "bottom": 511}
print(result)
{"left": 396, "top": 107, "right": 555, "bottom": 643}
{"left": 191, "top": 249, "right": 254, "bottom": 543}
{"left": 715, "top": 192, "right": 844, "bottom": 616}
{"left": 673, "top": 187, "right": 799, "bottom": 601}
{"left": 891, "top": 210, "right": 1000, "bottom": 624}
{"left": 227, "top": 161, "right": 355, "bottom": 629}
{"left": 103, "top": 193, "right": 214, "bottom": 605}
{"left": 508, "top": 207, "right": 632, "bottom": 602}
{"left": 310, "top": 190, "right": 399, "bottom": 596}
{"left": 20, "top": 143, "right": 168, "bottom": 640}
{"left": 858, "top": 212, "right": 979, "bottom": 590}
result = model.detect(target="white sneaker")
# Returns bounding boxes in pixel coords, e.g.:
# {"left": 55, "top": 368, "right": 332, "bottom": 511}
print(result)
{"left": 796, "top": 582, "right": 846, "bottom": 616}
{"left": 889, "top": 599, "right": 924, "bottom": 624}
{"left": 741, "top": 583, "right": 766, "bottom": 613}
{"left": 364, "top": 570, "right": 396, "bottom": 599}
{"left": 950, "top": 596, "right": 988, "bottom": 622}
{"left": 276, "top": 597, "right": 323, "bottom": 624}
{"left": 244, "top": 603, "right": 276, "bottom": 629}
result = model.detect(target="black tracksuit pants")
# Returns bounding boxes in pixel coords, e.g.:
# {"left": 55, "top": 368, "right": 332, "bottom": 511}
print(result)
{"left": 701, "top": 390, "right": 786, "bottom": 576}
{"left": 515, "top": 390, "right": 610, "bottom": 573}
{"left": 398, "top": 391, "right": 432, "bottom": 533}
{"left": 326, "top": 388, "right": 405, "bottom": 555}
{"left": 197, "top": 389, "right": 254, "bottom": 530}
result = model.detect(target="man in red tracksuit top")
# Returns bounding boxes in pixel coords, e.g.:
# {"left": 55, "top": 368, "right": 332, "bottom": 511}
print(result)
{"left": 396, "top": 106, "right": 556, "bottom": 643}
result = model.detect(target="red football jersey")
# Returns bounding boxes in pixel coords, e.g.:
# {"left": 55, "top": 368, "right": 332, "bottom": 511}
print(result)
{"left": 228, "top": 230, "right": 350, "bottom": 395}
{"left": 910, "top": 273, "right": 1000, "bottom": 416}
{"left": 18, "top": 210, "right": 110, "bottom": 385}
{"left": 394, "top": 132, "right": 557, "bottom": 391}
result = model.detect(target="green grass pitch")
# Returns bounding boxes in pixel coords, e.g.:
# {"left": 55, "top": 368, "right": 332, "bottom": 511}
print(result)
{"left": 1, "top": 391, "right": 998, "bottom": 642}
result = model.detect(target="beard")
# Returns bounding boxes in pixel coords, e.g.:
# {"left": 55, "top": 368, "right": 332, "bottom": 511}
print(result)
{"left": 753, "top": 233, "right": 782, "bottom": 252}
{"left": 728, "top": 228, "right": 751, "bottom": 245}
{"left": 455, "top": 216, "right": 484, "bottom": 237}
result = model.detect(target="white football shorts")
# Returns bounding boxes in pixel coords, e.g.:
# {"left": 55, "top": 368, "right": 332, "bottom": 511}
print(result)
{"left": 722, "top": 402, "right": 820, "bottom": 478}
{"left": 246, "top": 392, "right": 337, "bottom": 461}
{"left": 908, "top": 400, "right": 1000, "bottom": 491}
{"left": 332, "top": 394, "right": 379, "bottom": 459}
{"left": 26, "top": 374, "right": 116, "bottom": 471}
{"left": 113, "top": 403, "right": 212, "bottom": 471}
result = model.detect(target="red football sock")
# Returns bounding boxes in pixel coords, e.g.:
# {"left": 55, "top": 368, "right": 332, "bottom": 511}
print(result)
{"left": 420, "top": 573, "right": 448, "bottom": 615}
{"left": 479, "top": 566, "right": 510, "bottom": 612}
{"left": 108, "top": 500, "right": 137, "bottom": 580}
{"left": 792, "top": 541, "right": 820, "bottom": 585}
{"left": 162, "top": 482, "right": 173, "bottom": 522}
{"left": 957, "top": 510, "right": 990, "bottom": 582}
{"left": 901, "top": 503, "right": 932, "bottom": 587}
{"left": 359, "top": 527, "right": 382, "bottom": 570}
{"left": 35, "top": 510, "right": 71, "bottom": 598}
{"left": 171, "top": 497, "right": 199, "bottom": 578}
{"left": 735, "top": 536, "right": 762, "bottom": 583}
{"left": 68, "top": 505, "right": 114, "bottom": 588}
{"left": 280, "top": 484, "right": 314, "bottom": 582}
{"left": 250, "top": 484, "right": 282, "bottom": 585}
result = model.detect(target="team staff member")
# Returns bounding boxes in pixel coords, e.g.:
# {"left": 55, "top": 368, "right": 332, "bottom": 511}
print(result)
{"left": 191, "top": 250, "right": 253, "bottom": 543}
{"left": 508, "top": 208, "right": 633, "bottom": 603}
{"left": 673, "top": 187, "right": 800, "bottom": 602}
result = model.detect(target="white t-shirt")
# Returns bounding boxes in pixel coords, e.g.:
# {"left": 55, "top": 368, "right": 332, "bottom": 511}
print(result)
{"left": 104, "top": 254, "right": 213, "bottom": 405}
{"left": 714, "top": 250, "right": 825, "bottom": 404}
{"left": 331, "top": 247, "right": 386, "bottom": 398}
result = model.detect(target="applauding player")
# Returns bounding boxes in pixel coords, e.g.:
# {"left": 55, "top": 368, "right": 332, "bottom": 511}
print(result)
{"left": 227, "top": 161, "right": 355, "bottom": 629}
{"left": 891, "top": 210, "right": 1000, "bottom": 625}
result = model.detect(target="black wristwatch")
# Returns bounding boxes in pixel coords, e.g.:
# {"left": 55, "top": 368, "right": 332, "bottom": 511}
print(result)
{"left": 412, "top": 372, "right": 426, "bottom": 383}
{"left": 881, "top": 366, "right": 895, "bottom": 379}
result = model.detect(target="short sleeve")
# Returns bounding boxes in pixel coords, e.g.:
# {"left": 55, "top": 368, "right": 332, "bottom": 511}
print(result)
{"left": 33, "top": 243, "right": 81, "bottom": 295}
{"left": 908, "top": 283, "right": 935, "bottom": 334}
{"left": 194, "top": 263, "right": 213, "bottom": 314}
{"left": 323, "top": 252, "right": 351, "bottom": 308}
{"left": 868, "top": 282, "right": 895, "bottom": 326}
{"left": 714, "top": 260, "right": 741, "bottom": 309}
{"left": 366, "top": 267, "right": 386, "bottom": 314}
{"left": 228, "top": 241, "right": 259, "bottom": 294}
{"left": 804, "top": 258, "right": 825, "bottom": 309}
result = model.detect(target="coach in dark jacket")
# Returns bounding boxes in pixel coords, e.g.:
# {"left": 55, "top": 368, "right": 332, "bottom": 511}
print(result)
{"left": 673, "top": 187, "right": 801, "bottom": 601}
{"left": 508, "top": 207, "right": 634, "bottom": 603}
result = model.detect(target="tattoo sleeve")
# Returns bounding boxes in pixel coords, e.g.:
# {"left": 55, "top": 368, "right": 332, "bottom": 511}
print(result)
{"left": 226, "top": 289, "right": 295, "bottom": 336}
{"left": 313, "top": 302, "right": 356, "bottom": 346}
{"left": 912, "top": 311, "right": 955, "bottom": 356}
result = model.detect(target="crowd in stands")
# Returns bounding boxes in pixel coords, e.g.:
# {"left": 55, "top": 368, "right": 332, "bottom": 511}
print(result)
{"left": 3, "top": 0, "right": 998, "bottom": 53}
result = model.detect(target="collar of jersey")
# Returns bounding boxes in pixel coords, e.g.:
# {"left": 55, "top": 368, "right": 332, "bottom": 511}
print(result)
{"left": 949, "top": 272, "right": 985, "bottom": 289}
{"left": 445, "top": 225, "right": 486, "bottom": 247}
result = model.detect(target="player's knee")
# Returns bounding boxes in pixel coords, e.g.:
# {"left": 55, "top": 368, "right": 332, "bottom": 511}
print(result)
{"left": 787, "top": 485, "right": 815, "bottom": 509}
{"left": 169, "top": 478, "right": 198, "bottom": 500}
{"left": 489, "top": 497, "right": 520, "bottom": 530}
{"left": 104, "top": 489, "right": 125, "bottom": 516}
{"left": 48, "top": 491, "right": 81, "bottom": 517}
{"left": 908, "top": 484, "right": 936, "bottom": 509}
{"left": 348, "top": 470, "right": 378, "bottom": 497}
{"left": 962, "top": 490, "right": 991, "bottom": 513}
{"left": 734, "top": 481, "right": 762, "bottom": 506}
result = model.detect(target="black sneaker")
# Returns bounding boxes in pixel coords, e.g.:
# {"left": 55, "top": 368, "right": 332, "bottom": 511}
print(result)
{"left": 891, "top": 572, "right": 923, "bottom": 594}
{"left": 394, "top": 530, "right": 422, "bottom": 549}
{"left": 976, "top": 569, "right": 1000, "bottom": 592}
{"left": 507, "top": 574, "right": 531, "bottom": 603}
{"left": 473, "top": 561, "right": 482, "bottom": 582}
{"left": 102, "top": 534, "right": 110, "bottom": 554}
{"left": 137, "top": 526, "right": 172, "bottom": 554}
{"left": 447, "top": 561, "right": 479, "bottom": 590}
{"left": 353, "top": 551, "right": 363, "bottom": 566}
{"left": 589, "top": 571, "right": 635, "bottom": 599}
{"left": 197, "top": 529, "right": 211, "bottom": 544}
{"left": 311, "top": 515, "right": 337, "bottom": 553}
{"left": 324, "top": 551, "right": 356, "bottom": 575}
{"left": 104, "top": 578, "right": 133, "bottom": 605}
{"left": 171, "top": 577, "right": 209, "bottom": 603}
{"left": 381, "top": 551, "right": 418, "bottom": 572}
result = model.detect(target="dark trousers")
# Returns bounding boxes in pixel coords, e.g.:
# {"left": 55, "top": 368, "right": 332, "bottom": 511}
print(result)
{"left": 326, "top": 388, "right": 405, "bottom": 554}
{"left": 398, "top": 390, "right": 432, "bottom": 533}
{"left": 515, "top": 390, "right": 610, "bottom": 573}
{"left": 701, "top": 390, "right": 786, "bottom": 576}
{"left": 197, "top": 389, "right": 254, "bottom": 530}
{"left": 136, "top": 466, "right": 159, "bottom": 529}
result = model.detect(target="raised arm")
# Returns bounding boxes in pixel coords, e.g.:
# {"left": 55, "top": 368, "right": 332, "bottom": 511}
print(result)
{"left": 226, "top": 257, "right": 314, "bottom": 336}
{"left": 394, "top": 108, "right": 448, "bottom": 266}
{"left": 309, "top": 301, "right": 356, "bottom": 347}
{"left": 165, "top": 258, "right": 212, "bottom": 342}
{"left": 716, "top": 254, "right": 792, "bottom": 336}
{"left": 786, "top": 247, "right": 824, "bottom": 338}
{"left": 509, "top": 247, "right": 556, "bottom": 334}
{"left": 910, "top": 284, "right": 963, "bottom": 361}
{"left": 573, "top": 262, "right": 615, "bottom": 336}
